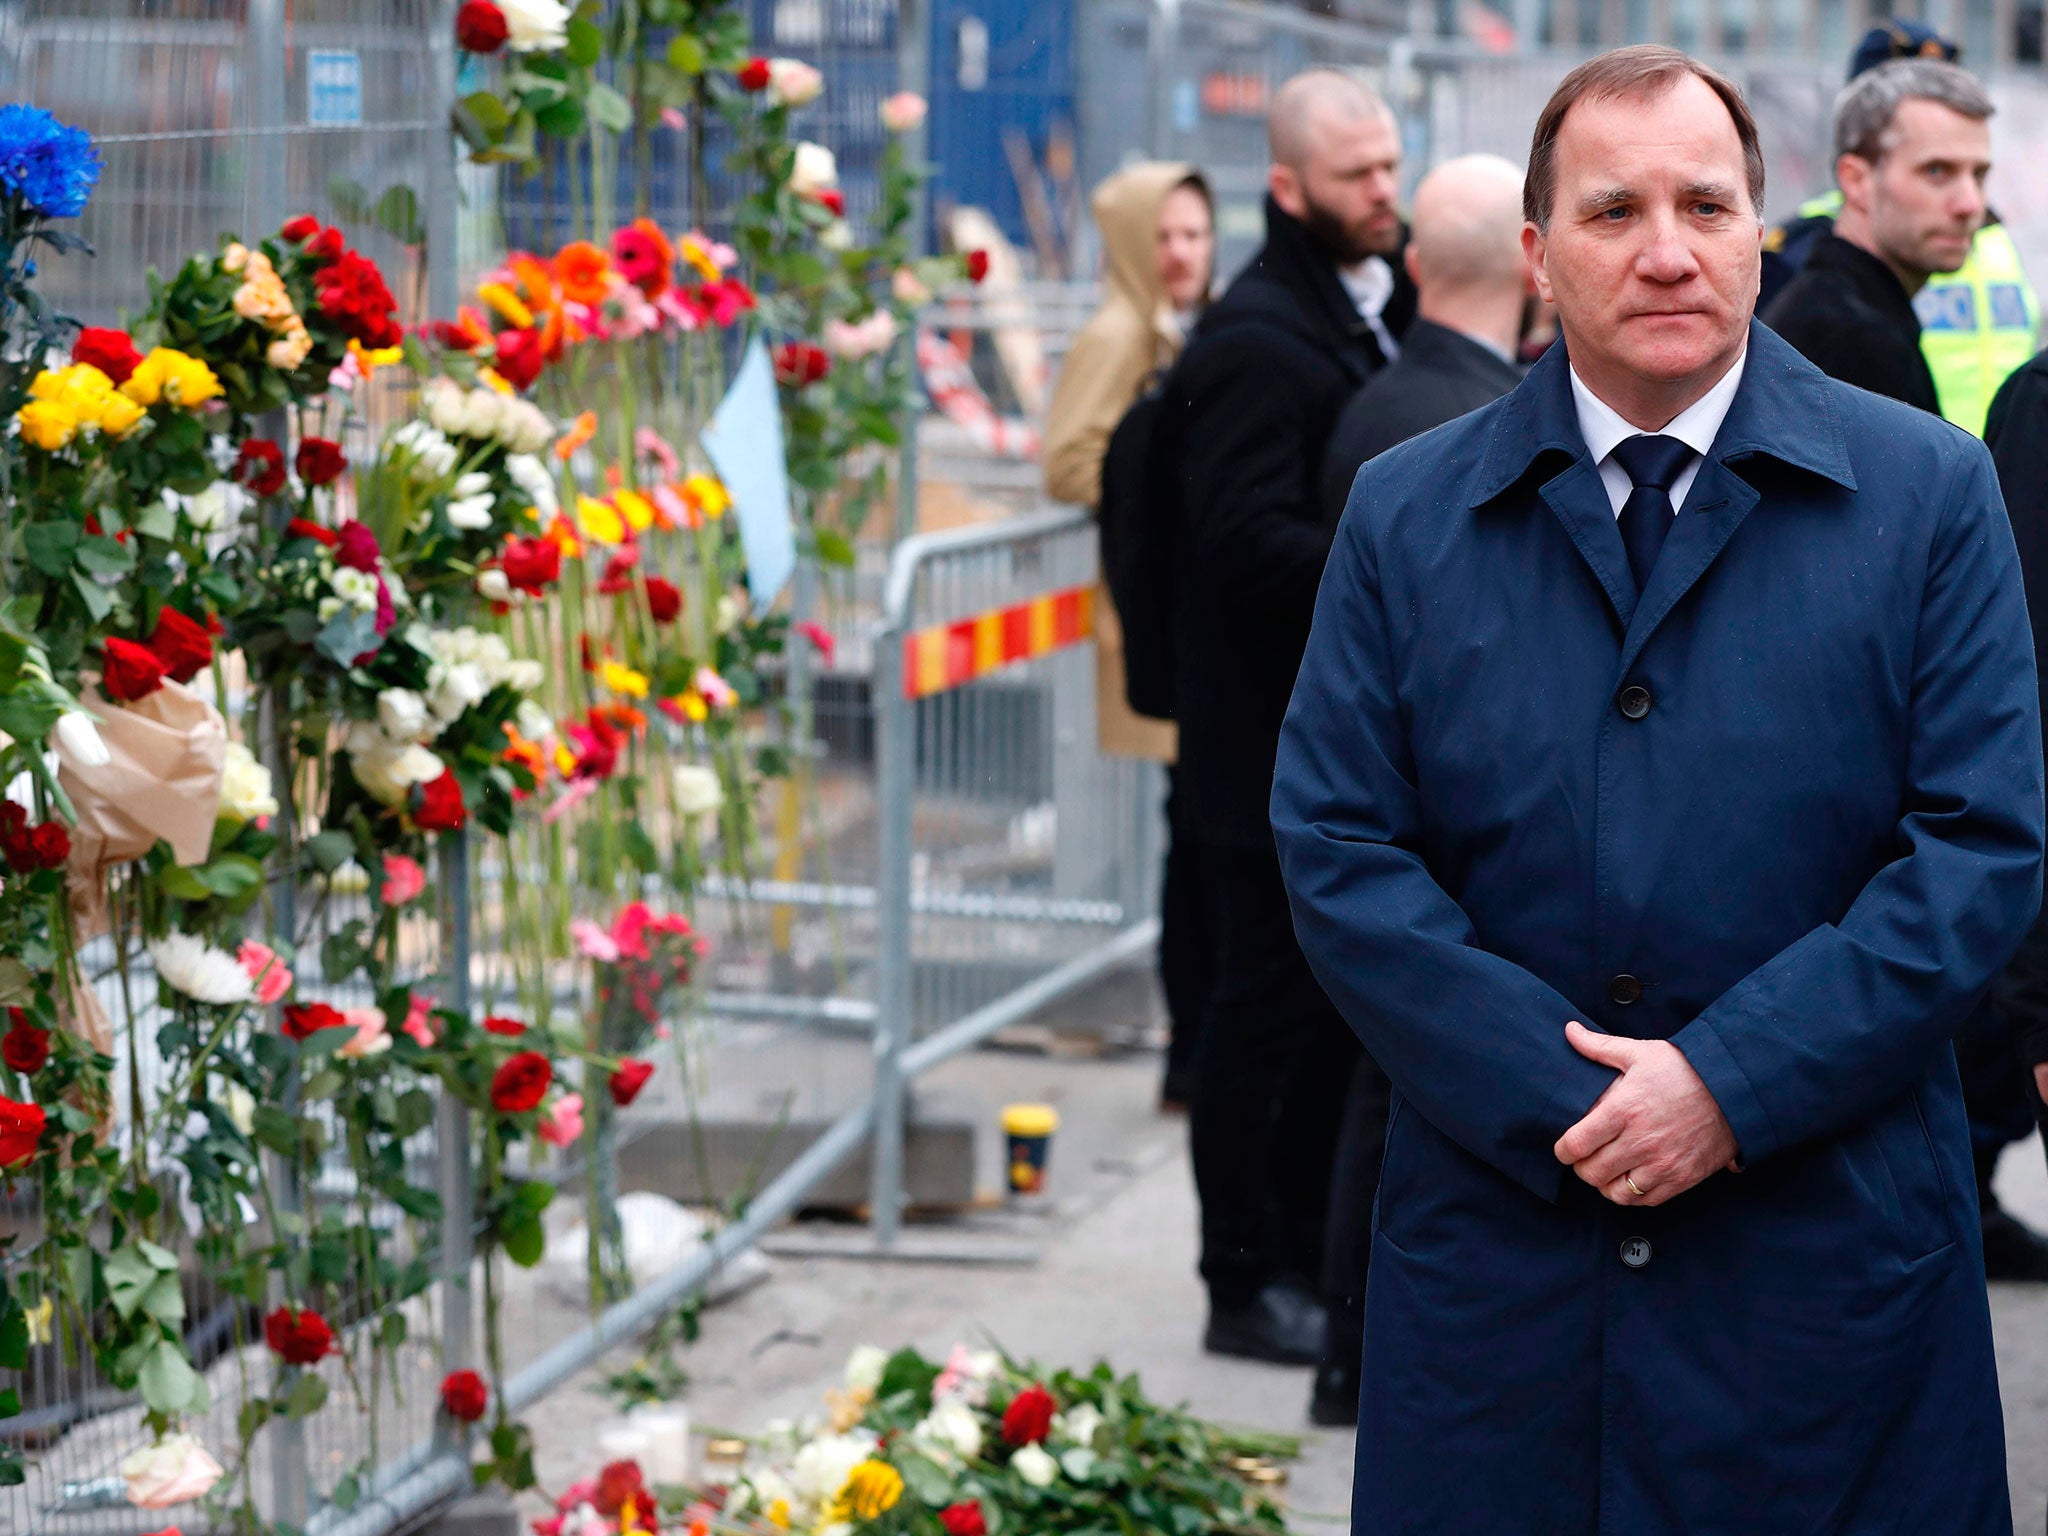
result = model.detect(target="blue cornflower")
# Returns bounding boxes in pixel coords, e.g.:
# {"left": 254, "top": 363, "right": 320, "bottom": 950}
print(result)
{"left": 0, "top": 104, "right": 99, "bottom": 220}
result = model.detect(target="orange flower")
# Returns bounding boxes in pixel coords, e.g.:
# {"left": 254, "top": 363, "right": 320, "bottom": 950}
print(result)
{"left": 597, "top": 701, "right": 647, "bottom": 734}
{"left": 454, "top": 304, "right": 497, "bottom": 349}
{"left": 509, "top": 253, "right": 559, "bottom": 313}
{"left": 541, "top": 514, "right": 583, "bottom": 560}
{"left": 555, "top": 241, "right": 611, "bottom": 305}
{"left": 555, "top": 410, "right": 598, "bottom": 462}
{"left": 502, "top": 723, "right": 550, "bottom": 790}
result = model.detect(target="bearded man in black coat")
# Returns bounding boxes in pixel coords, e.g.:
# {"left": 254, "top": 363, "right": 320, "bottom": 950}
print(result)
{"left": 1160, "top": 67, "right": 1415, "bottom": 1365}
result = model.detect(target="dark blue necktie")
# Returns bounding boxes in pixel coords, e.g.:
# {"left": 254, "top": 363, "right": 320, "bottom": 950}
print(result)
{"left": 1611, "top": 433, "right": 1695, "bottom": 594}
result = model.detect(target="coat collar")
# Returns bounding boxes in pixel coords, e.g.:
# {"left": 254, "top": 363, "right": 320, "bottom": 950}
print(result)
{"left": 1469, "top": 318, "right": 1858, "bottom": 509}
{"left": 1243, "top": 196, "right": 1414, "bottom": 369}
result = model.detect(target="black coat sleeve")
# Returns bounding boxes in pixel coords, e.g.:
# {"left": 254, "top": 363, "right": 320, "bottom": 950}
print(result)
{"left": 1986, "top": 357, "right": 2048, "bottom": 1070}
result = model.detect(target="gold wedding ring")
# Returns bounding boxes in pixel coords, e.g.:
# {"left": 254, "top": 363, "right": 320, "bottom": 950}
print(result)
{"left": 1625, "top": 1173, "right": 1648, "bottom": 1198}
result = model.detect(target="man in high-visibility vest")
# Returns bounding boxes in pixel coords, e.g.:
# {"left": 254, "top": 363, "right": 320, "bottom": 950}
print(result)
{"left": 1759, "top": 20, "right": 2041, "bottom": 437}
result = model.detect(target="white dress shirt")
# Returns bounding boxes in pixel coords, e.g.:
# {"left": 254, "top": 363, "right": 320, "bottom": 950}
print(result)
{"left": 1568, "top": 349, "right": 1747, "bottom": 518}
{"left": 1339, "top": 255, "right": 1402, "bottom": 363}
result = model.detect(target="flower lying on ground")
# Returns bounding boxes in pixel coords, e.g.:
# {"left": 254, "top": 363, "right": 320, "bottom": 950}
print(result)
{"left": 121, "top": 1432, "right": 223, "bottom": 1509}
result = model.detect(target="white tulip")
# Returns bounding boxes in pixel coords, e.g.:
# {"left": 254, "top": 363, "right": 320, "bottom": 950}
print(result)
{"left": 446, "top": 494, "right": 496, "bottom": 531}
{"left": 54, "top": 709, "right": 110, "bottom": 767}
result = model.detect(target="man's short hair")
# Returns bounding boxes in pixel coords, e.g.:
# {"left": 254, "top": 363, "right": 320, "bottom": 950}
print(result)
{"left": 1523, "top": 45, "right": 1765, "bottom": 230}
{"left": 1832, "top": 58, "right": 1993, "bottom": 164}
{"left": 1268, "top": 69, "right": 1392, "bottom": 169}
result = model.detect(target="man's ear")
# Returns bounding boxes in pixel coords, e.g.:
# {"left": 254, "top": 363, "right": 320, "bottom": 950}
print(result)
{"left": 1836, "top": 152, "right": 1875, "bottom": 213}
{"left": 1521, "top": 221, "right": 1554, "bottom": 306}
{"left": 1269, "top": 162, "right": 1304, "bottom": 221}
{"left": 1405, "top": 244, "right": 1422, "bottom": 287}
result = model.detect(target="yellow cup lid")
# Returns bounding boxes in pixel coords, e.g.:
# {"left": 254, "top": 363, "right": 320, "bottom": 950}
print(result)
{"left": 1001, "top": 1103, "right": 1060, "bottom": 1136}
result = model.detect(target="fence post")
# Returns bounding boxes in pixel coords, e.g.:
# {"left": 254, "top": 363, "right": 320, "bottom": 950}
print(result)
{"left": 434, "top": 828, "right": 477, "bottom": 1447}
{"left": 869, "top": 616, "right": 916, "bottom": 1248}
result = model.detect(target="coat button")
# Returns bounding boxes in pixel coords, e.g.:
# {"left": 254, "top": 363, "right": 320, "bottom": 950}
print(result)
{"left": 1620, "top": 1236, "right": 1652, "bottom": 1269}
{"left": 1608, "top": 974, "right": 1643, "bottom": 1006}
{"left": 1617, "top": 684, "right": 1652, "bottom": 720}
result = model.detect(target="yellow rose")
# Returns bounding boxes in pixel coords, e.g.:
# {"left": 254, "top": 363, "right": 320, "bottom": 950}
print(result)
{"left": 831, "top": 1461, "right": 904, "bottom": 1522}
{"left": 123, "top": 348, "right": 221, "bottom": 409}
{"left": 17, "top": 399, "right": 77, "bottom": 450}
{"left": 96, "top": 392, "right": 146, "bottom": 439}
{"left": 267, "top": 324, "right": 313, "bottom": 371}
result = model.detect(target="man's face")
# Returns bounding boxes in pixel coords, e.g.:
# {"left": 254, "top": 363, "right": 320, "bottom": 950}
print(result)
{"left": 1155, "top": 183, "right": 1215, "bottom": 311}
{"left": 1841, "top": 98, "right": 1991, "bottom": 280}
{"left": 1272, "top": 105, "right": 1403, "bottom": 263}
{"left": 1522, "top": 74, "right": 1761, "bottom": 397}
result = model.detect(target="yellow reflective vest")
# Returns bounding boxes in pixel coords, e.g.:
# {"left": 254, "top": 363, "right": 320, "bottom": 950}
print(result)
{"left": 1782, "top": 189, "right": 2040, "bottom": 437}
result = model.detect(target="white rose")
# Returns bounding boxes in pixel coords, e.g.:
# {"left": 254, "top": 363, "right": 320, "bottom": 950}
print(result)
{"left": 477, "top": 569, "right": 516, "bottom": 605}
{"left": 428, "top": 661, "right": 490, "bottom": 723}
{"left": 222, "top": 1082, "right": 256, "bottom": 1136}
{"left": 880, "top": 91, "right": 926, "bottom": 133}
{"left": 447, "top": 494, "right": 496, "bottom": 531}
{"left": 179, "top": 482, "right": 241, "bottom": 532}
{"left": 122, "top": 1432, "right": 225, "bottom": 1508}
{"left": 54, "top": 709, "right": 110, "bottom": 768}
{"left": 500, "top": 0, "right": 570, "bottom": 51}
{"left": 788, "top": 141, "right": 838, "bottom": 197}
{"left": 1053, "top": 1402, "right": 1102, "bottom": 1448}
{"left": 819, "top": 219, "right": 852, "bottom": 252}
{"left": 843, "top": 1344, "right": 889, "bottom": 1393}
{"left": 671, "top": 764, "right": 724, "bottom": 818}
{"left": 515, "top": 700, "right": 555, "bottom": 742}
{"left": 353, "top": 742, "right": 444, "bottom": 806}
{"left": 767, "top": 57, "right": 824, "bottom": 107}
{"left": 1011, "top": 1443, "right": 1058, "bottom": 1488}
{"left": 915, "top": 1397, "right": 982, "bottom": 1461}
{"left": 376, "top": 688, "right": 431, "bottom": 743}
{"left": 219, "top": 741, "right": 280, "bottom": 821}
{"left": 789, "top": 1432, "right": 875, "bottom": 1505}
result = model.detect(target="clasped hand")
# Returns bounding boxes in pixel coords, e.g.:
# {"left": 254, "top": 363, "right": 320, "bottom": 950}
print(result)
{"left": 1552, "top": 1021, "right": 1738, "bottom": 1207}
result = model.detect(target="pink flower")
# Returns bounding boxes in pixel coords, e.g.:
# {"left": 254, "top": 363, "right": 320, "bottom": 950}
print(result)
{"left": 237, "top": 941, "right": 293, "bottom": 1006}
{"left": 537, "top": 1092, "right": 584, "bottom": 1147}
{"left": 659, "top": 106, "right": 687, "bottom": 131}
{"left": 634, "top": 427, "right": 680, "bottom": 480}
{"left": 571, "top": 918, "right": 620, "bottom": 962}
{"left": 694, "top": 666, "right": 738, "bottom": 710}
{"left": 794, "top": 620, "right": 837, "bottom": 666}
{"left": 543, "top": 776, "right": 599, "bottom": 826}
{"left": 880, "top": 91, "right": 927, "bottom": 133}
{"left": 337, "top": 1006, "right": 391, "bottom": 1058}
{"left": 381, "top": 852, "right": 427, "bottom": 906}
{"left": 401, "top": 992, "right": 438, "bottom": 1047}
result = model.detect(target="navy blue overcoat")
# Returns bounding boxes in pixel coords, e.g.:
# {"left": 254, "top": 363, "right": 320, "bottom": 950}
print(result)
{"left": 1272, "top": 322, "right": 2045, "bottom": 1535}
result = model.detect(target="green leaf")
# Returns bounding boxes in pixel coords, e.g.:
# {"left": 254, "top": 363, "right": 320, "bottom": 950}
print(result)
{"left": 138, "top": 1337, "right": 204, "bottom": 1415}
{"left": 0, "top": 959, "right": 33, "bottom": 1006}
{"left": 23, "top": 521, "right": 79, "bottom": 577}
{"left": 70, "top": 570, "right": 114, "bottom": 623}
{"left": 667, "top": 33, "right": 706, "bottom": 73}
{"left": 0, "top": 1304, "right": 27, "bottom": 1370}
{"left": 876, "top": 1346, "right": 941, "bottom": 1406}
{"left": 586, "top": 81, "right": 633, "bottom": 133}
{"left": 533, "top": 94, "right": 586, "bottom": 138}
{"left": 374, "top": 183, "right": 425, "bottom": 247}
{"left": 75, "top": 535, "right": 136, "bottom": 577}
{"left": 334, "top": 1470, "right": 361, "bottom": 1511}
{"left": 131, "top": 499, "right": 177, "bottom": 540}
{"left": 514, "top": 1179, "right": 555, "bottom": 1212}
{"left": 305, "top": 829, "right": 355, "bottom": 873}
{"left": 196, "top": 853, "right": 264, "bottom": 899}
{"left": 315, "top": 609, "right": 380, "bottom": 668}
{"left": 453, "top": 91, "right": 510, "bottom": 151}
{"left": 154, "top": 865, "right": 214, "bottom": 902}
{"left": 0, "top": 1388, "right": 18, "bottom": 1418}
{"left": 285, "top": 1369, "right": 329, "bottom": 1419}
{"left": 502, "top": 1218, "right": 545, "bottom": 1268}
{"left": 564, "top": 15, "right": 603, "bottom": 66}
{"left": 814, "top": 528, "right": 857, "bottom": 568}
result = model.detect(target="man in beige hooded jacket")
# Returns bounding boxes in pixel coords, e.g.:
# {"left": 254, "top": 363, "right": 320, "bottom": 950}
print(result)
{"left": 1044, "top": 160, "right": 1214, "bottom": 1105}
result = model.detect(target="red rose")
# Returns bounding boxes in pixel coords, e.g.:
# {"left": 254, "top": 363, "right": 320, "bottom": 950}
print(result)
{"left": 3, "top": 1020, "right": 50, "bottom": 1075}
{"left": 643, "top": 576, "right": 681, "bottom": 623}
{"left": 1001, "top": 1383, "right": 1056, "bottom": 1445}
{"left": 439, "top": 1368, "right": 490, "bottom": 1421}
{"left": 454, "top": 0, "right": 509, "bottom": 52}
{"left": 264, "top": 1305, "right": 335, "bottom": 1364}
{"left": 772, "top": 341, "right": 831, "bottom": 388}
{"left": 100, "top": 637, "right": 166, "bottom": 702}
{"left": 0, "top": 1096, "right": 46, "bottom": 1167}
{"left": 334, "top": 520, "right": 382, "bottom": 573}
{"left": 597, "top": 547, "right": 639, "bottom": 595}
{"left": 282, "top": 1002, "right": 349, "bottom": 1041}
{"left": 939, "top": 1502, "right": 988, "bottom": 1536}
{"left": 608, "top": 1058, "right": 655, "bottom": 1106}
{"left": 147, "top": 607, "right": 214, "bottom": 685}
{"left": 492, "top": 328, "right": 545, "bottom": 391}
{"left": 737, "top": 57, "right": 772, "bottom": 91}
{"left": 965, "top": 249, "right": 990, "bottom": 284}
{"left": 501, "top": 535, "right": 561, "bottom": 595}
{"left": 306, "top": 225, "right": 345, "bottom": 262}
{"left": 429, "top": 319, "right": 483, "bottom": 353}
{"left": 74, "top": 326, "right": 142, "bottom": 386}
{"left": 24, "top": 823, "right": 69, "bottom": 870}
{"left": 280, "top": 214, "right": 321, "bottom": 243}
{"left": 593, "top": 1460, "right": 648, "bottom": 1517}
{"left": 295, "top": 437, "right": 347, "bottom": 487}
{"left": 286, "top": 518, "right": 338, "bottom": 546}
{"left": 482, "top": 1016, "right": 527, "bottom": 1037}
{"left": 412, "top": 769, "right": 467, "bottom": 832}
{"left": 816, "top": 188, "right": 846, "bottom": 216}
{"left": 490, "top": 1050, "right": 552, "bottom": 1113}
{"left": 236, "top": 438, "right": 288, "bottom": 497}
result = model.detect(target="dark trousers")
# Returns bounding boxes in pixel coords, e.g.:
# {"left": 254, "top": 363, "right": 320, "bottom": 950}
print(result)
{"left": 1190, "top": 840, "right": 1357, "bottom": 1306}
{"left": 1158, "top": 766, "right": 1212, "bottom": 1101}
{"left": 1321, "top": 1050, "right": 1393, "bottom": 1368}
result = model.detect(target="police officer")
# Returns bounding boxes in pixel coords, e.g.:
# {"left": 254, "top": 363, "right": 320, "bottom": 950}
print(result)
{"left": 1759, "top": 20, "right": 2040, "bottom": 436}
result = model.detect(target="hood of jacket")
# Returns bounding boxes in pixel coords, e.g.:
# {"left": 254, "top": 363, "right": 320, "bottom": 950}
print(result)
{"left": 1092, "top": 160, "right": 1208, "bottom": 331}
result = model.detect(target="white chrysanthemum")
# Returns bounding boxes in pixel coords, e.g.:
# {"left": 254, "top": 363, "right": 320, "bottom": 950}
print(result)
{"left": 504, "top": 451, "right": 557, "bottom": 515}
{"left": 500, "top": 0, "right": 570, "bottom": 51}
{"left": 501, "top": 401, "right": 555, "bottom": 457}
{"left": 331, "top": 566, "right": 379, "bottom": 611}
{"left": 149, "top": 932, "right": 255, "bottom": 1006}
{"left": 715, "top": 592, "right": 746, "bottom": 636}
{"left": 220, "top": 742, "right": 280, "bottom": 821}
{"left": 671, "top": 764, "right": 724, "bottom": 818}
{"left": 423, "top": 376, "right": 468, "bottom": 437}
{"left": 459, "top": 388, "right": 506, "bottom": 441}
{"left": 819, "top": 219, "right": 852, "bottom": 252}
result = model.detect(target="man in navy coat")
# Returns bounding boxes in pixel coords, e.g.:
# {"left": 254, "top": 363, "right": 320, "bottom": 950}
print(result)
{"left": 1272, "top": 44, "right": 2043, "bottom": 1534}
